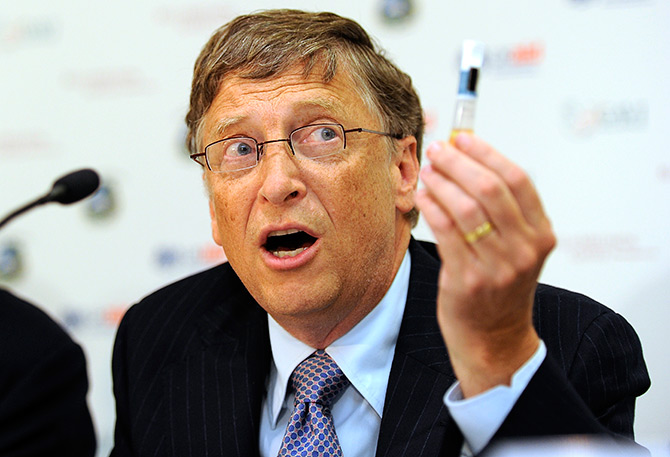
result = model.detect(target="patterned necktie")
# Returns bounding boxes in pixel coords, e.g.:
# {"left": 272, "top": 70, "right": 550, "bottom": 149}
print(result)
{"left": 277, "top": 350, "right": 350, "bottom": 457}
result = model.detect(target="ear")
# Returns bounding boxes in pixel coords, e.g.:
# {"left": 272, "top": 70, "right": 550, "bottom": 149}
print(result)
{"left": 209, "top": 199, "right": 224, "bottom": 247}
{"left": 205, "top": 172, "right": 224, "bottom": 247}
{"left": 393, "top": 135, "right": 420, "bottom": 215}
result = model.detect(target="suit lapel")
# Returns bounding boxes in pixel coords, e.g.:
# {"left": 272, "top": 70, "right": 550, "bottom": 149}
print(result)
{"left": 376, "top": 240, "right": 462, "bottom": 457}
{"left": 162, "top": 241, "right": 459, "bottom": 456}
{"left": 166, "top": 268, "right": 271, "bottom": 457}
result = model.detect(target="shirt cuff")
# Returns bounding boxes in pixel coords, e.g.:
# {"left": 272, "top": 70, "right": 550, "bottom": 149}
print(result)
{"left": 443, "top": 340, "right": 547, "bottom": 455}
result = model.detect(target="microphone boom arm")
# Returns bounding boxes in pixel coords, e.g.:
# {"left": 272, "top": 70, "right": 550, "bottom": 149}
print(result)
{"left": 0, "top": 168, "right": 100, "bottom": 230}
{"left": 0, "top": 195, "right": 50, "bottom": 230}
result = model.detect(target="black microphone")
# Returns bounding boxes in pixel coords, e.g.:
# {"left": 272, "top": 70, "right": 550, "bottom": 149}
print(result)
{"left": 0, "top": 168, "right": 100, "bottom": 230}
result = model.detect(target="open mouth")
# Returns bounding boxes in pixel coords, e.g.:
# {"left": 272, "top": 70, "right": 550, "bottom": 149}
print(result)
{"left": 264, "top": 229, "right": 317, "bottom": 258}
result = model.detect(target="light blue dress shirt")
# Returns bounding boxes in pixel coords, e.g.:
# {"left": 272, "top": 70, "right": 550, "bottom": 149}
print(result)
{"left": 259, "top": 250, "right": 545, "bottom": 456}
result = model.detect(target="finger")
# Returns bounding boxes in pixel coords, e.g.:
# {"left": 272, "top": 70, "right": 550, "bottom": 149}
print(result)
{"left": 452, "top": 133, "right": 548, "bottom": 227}
{"left": 419, "top": 164, "right": 493, "bottom": 239}
{"left": 452, "top": 134, "right": 556, "bottom": 262}
{"left": 425, "top": 141, "right": 526, "bottom": 237}
{"left": 414, "top": 187, "right": 472, "bottom": 259}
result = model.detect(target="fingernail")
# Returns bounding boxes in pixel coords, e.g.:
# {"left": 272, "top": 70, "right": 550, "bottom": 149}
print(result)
{"left": 426, "top": 142, "right": 441, "bottom": 160}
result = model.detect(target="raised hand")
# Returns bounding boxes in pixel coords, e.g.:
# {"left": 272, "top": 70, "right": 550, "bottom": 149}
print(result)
{"left": 415, "top": 133, "right": 556, "bottom": 397}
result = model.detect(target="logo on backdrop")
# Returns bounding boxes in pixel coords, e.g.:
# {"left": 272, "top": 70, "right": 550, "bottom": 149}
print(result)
{"left": 60, "top": 303, "right": 129, "bottom": 332}
{"left": 155, "top": 243, "right": 227, "bottom": 270}
{"left": 562, "top": 99, "right": 649, "bottom": 138}
{"left": 0, "top": 17, "right": 59, "bottom": 49}
{"left": 0, "top": 131, "right": 55, "bottom": 157}
{"left": 561, "top": 233, "right": 656, "bottom": 262}
{"left": 485, "top": 41, "right": 545, "bottom": 73}
{"left": 62, "top": 68, "right": 150, "bottom": 96}
{"left": 85, "top": 180, "right": 117, "bottom": 221}
{"left": 454, "top": 41, "right": 545, "bottom": 75}
{"left": 153, "top": 4, "right": 235, "bottom": 33}
{"left": 380, "top": 0, "right": 415, "bottom": 23}
{"left": 0, "top": 242, "right": 23, "bottom": 281}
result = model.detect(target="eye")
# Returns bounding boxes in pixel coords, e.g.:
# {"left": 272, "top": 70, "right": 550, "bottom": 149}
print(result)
{"left": 294, "top": 124, "right": 343, "bottom": 145}
{"left": 224, "top": 139, "right": 255, "bottom": 157}
{"left": 312, "top": 126, "right": 339, "bottom": 143}
{"left": 317, "top": 126, "right": 338, "bottom": 142}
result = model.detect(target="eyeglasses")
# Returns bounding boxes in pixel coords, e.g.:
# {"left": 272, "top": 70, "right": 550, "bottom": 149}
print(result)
{"left": 190, "top": 123, "right": 402, "bottom": 173}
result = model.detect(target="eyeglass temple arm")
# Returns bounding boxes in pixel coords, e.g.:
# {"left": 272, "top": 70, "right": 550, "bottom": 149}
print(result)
{"left": 344, "top": 128, "right": 404, "bottom": 140}
{"left": 190, "top": 152, "right": 207, "bottom": 167}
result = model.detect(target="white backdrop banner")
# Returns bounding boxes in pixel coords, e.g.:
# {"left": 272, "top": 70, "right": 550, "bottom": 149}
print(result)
{"left": 1, "top": 1, "right": 668, "bottom": 455}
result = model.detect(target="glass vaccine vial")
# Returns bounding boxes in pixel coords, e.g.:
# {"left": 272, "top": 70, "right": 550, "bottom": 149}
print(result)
{"left": 450, "top": 40, "right": 485, "bottom": 144}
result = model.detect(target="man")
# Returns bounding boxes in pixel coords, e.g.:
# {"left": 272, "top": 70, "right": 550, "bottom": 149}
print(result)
{"left": 0, "top": 288, "right": 96, "bottom": 456}
{"left": 110, "top": 9, "right": 649, "bottom": 457}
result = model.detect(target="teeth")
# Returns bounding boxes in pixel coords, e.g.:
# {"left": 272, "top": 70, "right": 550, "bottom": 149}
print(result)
{"left": 271, "top": 247, "right": 306, "bottom": 258}
{"left": 268, "top": 228, "right": 300, "bottom": 238}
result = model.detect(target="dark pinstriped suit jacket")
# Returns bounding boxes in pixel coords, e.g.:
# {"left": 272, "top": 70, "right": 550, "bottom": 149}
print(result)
{"left": 0, "top": 289, "right": 96, "bottom": 456}
{"left": 110, "top": 239, "right": 650, "bottom": 457}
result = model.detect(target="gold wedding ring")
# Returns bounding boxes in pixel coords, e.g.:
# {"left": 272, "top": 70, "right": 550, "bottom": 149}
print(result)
{"left": 464, "top": 221, "right": 494, "bottom": 244}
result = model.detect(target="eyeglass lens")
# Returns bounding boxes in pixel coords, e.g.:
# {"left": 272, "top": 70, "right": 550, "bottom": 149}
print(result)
{"left": 205, "top": 123, "right": 345, "bottom": 172}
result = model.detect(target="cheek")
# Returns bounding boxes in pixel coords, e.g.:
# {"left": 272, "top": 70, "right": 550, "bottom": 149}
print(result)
{"left": 330, "top": 166, "right": 394, "bottom": 224}
{"left": 212, "top": 198, "right": 250, "bottom": 268}
{"left": 210, "top": 185, "right": 247, "bottom": 240}
{"left": 217, "top": 203, "right": 244, "bottom": 240}
{"left": 219, "top": 201, "right": 238, "bottom": 226}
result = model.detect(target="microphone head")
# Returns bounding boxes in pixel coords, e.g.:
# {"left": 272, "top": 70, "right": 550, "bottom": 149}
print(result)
{"left": 48, "top": 168, "right": 101, "bottom": 205}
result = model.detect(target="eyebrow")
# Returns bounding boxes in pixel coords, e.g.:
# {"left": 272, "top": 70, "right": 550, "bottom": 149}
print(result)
{"left": 294, "top": 98, "right": 340, "bottom": 114}
{"left": 211, "top": 98, "right": 344, "bottom": 139}
{"left": 212, "top": 115, "right": 246, "bottom": 139}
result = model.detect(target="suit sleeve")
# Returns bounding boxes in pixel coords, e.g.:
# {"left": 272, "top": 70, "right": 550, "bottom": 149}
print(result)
{"left": 486, "top": 308, "right": 650, "bottom": 449}
{"left": 0, "top": 327, "right": 96, "bottom": 456}
{"left": 109, "top": 305, "right": 136, "bottom": 457}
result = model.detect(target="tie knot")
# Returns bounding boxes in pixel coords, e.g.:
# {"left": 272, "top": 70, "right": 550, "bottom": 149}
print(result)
{"left": 290, "top": 350, "right": 349, "bottom": 406}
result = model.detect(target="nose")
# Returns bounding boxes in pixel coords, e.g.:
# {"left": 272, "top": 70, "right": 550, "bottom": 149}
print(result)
{"left": 257, "top": 141, "right": 306, "bottom": 206}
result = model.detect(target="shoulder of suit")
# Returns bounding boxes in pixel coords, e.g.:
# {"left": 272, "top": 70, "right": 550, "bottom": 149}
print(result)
{"left": 534, "top": 283, "right": 616, "bottom": 322}
{"left": 532, "top": 283, "right": 639, "bottom": 368}
{"left": 113, "top": 261, "right": 265, "bottom": 375}
{"left": 119, "top": 262, "right": 247, "bottom": 336}
{"left": 0, "top": 288, "right": 82, "bottom": 369}
{"left": 133, "top": 261, "right": 236, "bottom": 307}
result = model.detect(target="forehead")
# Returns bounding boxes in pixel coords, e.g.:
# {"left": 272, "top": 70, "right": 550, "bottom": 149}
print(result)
{"left": 201, "top": 66, "right": 376, "bottom": 139}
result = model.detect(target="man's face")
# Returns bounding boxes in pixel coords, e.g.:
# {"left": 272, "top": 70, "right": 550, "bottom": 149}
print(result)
{"left": 201, "top": 65, "right": 418, "bottom": 334}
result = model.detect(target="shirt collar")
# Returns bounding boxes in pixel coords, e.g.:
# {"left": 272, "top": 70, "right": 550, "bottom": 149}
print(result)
{"left": 266, "top": 250, "right": 411, "bottom": 426}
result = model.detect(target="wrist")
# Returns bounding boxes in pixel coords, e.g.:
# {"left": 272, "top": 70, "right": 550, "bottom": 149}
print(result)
{"left": 445, "top": 325, "right": 540, "bottom": 398}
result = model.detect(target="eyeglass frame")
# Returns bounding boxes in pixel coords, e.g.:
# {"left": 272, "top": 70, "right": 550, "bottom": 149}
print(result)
{"left": 190, "top": 122, "right": 403, "bottom": 173}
